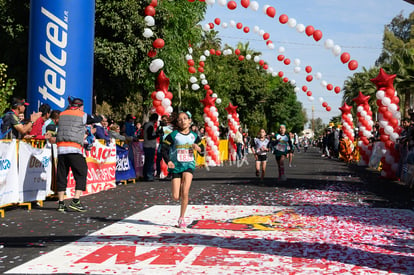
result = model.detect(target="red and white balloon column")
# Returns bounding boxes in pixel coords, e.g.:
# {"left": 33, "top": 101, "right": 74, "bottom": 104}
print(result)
{"left": 352, "top": 91, "right": 374, "bottom": 166}
{"left": 371, "top": 68, "right": 401, "bottom": 179}
{"left": 225, "top": 103, "right": 240, "bottom": 162}
{"left": 339, "top": 103, "right": 355, "bottom": 142}
{"left": 200, "top": 91, "right": 221, "bottom": 166}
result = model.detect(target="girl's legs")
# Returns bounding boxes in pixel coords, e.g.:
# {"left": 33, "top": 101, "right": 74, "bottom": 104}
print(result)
{"left": 276, "top": 155, "right": 286, "bottom": 180}
{"left": 288, "top": 153, "right": 293, "bottom": 167}
{"left": 261, "top": 161, "right": 267, "bottom": 180}
{"left": 179, "top": 172, "right": 193, "bottom": 218}
{"left": 255, "top": 161, "right": 260, "bottom": 176}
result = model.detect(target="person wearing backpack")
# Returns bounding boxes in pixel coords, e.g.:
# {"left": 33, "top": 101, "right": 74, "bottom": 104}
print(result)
{"left": 0, "top": 97, "right": 42, "bottom": 139}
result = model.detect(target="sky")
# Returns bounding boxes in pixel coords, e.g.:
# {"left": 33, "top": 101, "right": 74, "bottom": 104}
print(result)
{"left": 200, "top": 0, "right": 413, "bottom": 126}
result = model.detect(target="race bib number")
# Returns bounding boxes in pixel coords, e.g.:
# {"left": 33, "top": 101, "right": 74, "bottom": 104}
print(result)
{"left": 276, "top": 143, "right": 287, "bottom": 152}
{"left": 177, "top": 149, "right": 194, "bottom": 162}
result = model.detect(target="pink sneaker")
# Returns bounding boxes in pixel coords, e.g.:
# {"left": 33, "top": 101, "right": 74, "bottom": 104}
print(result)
{"left": 177, "top": 217, "right": 187, "bottom": 228}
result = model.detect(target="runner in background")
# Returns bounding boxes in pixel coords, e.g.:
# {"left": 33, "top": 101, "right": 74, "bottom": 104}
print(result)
{"left": 271, "top": 124, "right": 292, "bottom": 181}
{"left": 287, "top": 131, "right": 296, "bottom": 168}
{"left": 162, "top": 111, "right": 204, "bottom": 228}
{"left": 250, "top": 128, "right": 270, "bottom": 182}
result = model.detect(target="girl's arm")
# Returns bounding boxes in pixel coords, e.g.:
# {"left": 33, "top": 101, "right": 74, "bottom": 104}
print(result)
{"left": 161, "top": 134, "right": 173, "bottom": 163}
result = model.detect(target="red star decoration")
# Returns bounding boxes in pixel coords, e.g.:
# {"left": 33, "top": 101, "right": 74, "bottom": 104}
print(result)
{"left": 200, "top": 91, "right": 217, "bottom": 107}
{"left": 370, "top": 68, "right": 396, "bottom": 89}
{"left": 225, "top": 102, "right": 238, "bottom": 114}
{"left": 352, "top": 91, "right": 370, "bottom": 106}
{"left": 339, "top": 102, "right": 352, "bottom": 114}
{"left": 155, "top": 70, "right": 170, "bottom": 93}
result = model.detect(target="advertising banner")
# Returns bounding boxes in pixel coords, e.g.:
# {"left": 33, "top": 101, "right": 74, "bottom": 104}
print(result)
{"left": 131, "top": 142, "right": 145, "bottom": 179}
{"left": 115, "top": 145, "right": 136, "bottom": 182}
{"left": 18, "top": 141, "right": 52, "bottom": 202}
{"left": 0, "top": 140, "right": 19, "bottom": 206}
{"left": 27, "top": 0, "right": 95, "bottom": 113}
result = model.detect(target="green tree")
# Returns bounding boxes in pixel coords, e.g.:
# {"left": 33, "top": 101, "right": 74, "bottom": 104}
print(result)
{"left": 0, "top": 64, "right": 16, "bottom": 114}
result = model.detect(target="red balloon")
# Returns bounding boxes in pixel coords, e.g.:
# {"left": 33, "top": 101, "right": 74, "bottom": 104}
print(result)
{"left": 209, "top": 23, "right": 214, "bottom": 29}
{"left": 389, "top": 118, "right": 398, "bottom": 127}
{"left": 340, "top": 52, "right": 350, "bottom": 64}
{"left": 302, "top": 86, "right": 308, "bottom": 92}
{"left": 259, "top": 59, "right": 265, "bottom": 66}
{"left": 145, "top": 5, "right": 156, "bottom": 16}
{"left": 376, "top": 99, "right": 383, "bottom": 107}
{"left": 165, "top": 91, "right": 173, "bottom": 100}
{"left": 326, "top": 106, "right": 331, "bottom": 112}
{"left": 305, "top": 66, "right": 312, "bottom": 73}
{"left": 243, "top": 26, "right": 250, "bottom": 33}
{"left": 214, "top": 18, "right": 221, "bottom": 25}
{"left": 313, "top": 30, "right": 323, "bottom": 41}
{"left": 278, "top": 71, "right": 284, "bottom": 77}
{"left": 153, "top": 38, "right": 165, "bottom": 49}
{"left": 188, "top": 67, "right": 196, "bottom": 74}
{"left": 210, "top": 49, "right": 216, "bottom": 55}
{"left": 348, "top": 60, "right": 358, "bottom": 70}
{"left": 266, "top": 6, "right": 276, "bottom": 18}
{"left": 151, "top": 91, "right": 157, "bottom": 100}
{"left": 227, "top": 1, "right": 237, "bottom": 9}
{"left": 263, "top": 64, "right": 268, "bottom": 70}
{"left": 235, "top": 49, "right": 241, "bottom": 55}
{"left": 266, "top": 40, "right": 272, "bottom": 45}
{"left": 305, "top": 25, "right": 314, "bottom": 36}
{"left": 284, "top": 58, "right": 291, "bottom": 65}
{"left": 147, "top": 49, "right": 157, "bottom": 57}
{"left": 385, "top": 87, "right": 394, "bottom": 97}
{"left": 383, "top": 111, "right": 393, "bottom": 120}
{"left": 385, "top": 140, "right": 394, "bottom": 149}
{"left": 216, "top": 50, "right": 222, "bottom": 56}
{"left": 236, "top": 22, "right": 243, "bottom": 29}
{"left": 241, "top": 0, "right": 250, "bottom": 8}
{"left": 393, "top": 96, "right": 400, "bottom": 104}
{"left": 306, "top": 75, "right": 313, "bottom": 82}
{"left": 322, "top": 102, "right": 328, "bottom": 107}
{"left": 326, "top": 84, "right": 333, "bottom": 91}
{"left": 187, "top": 59, "right": 195, "bottom": 66}
{"left": 283, "top": 77, "right": 289, "bottom": 83}
{"left": 199, "top": 61, "right": 205, "bottom": 67}
{"left": 198, "top": 67, "right": 204, "bottom": 73}
{"left": 156, "top": 105, "right": 165, "bottom": 114}
{"left": 263, "top": 33, "right": 270, "bottom": 40}
{"left": 362, "top": 137, "right": 370, "bottom": 146}
{"left": 153, "top": 100, "right": 161, "bottom": 107}
{"left": 334, "top": 86, "right": 341, "bottom": 94}
{"left": 204, "top": 84, "right": 210, "bottom": 90}
{"left": 238, "top": 55, "right": 245, "bottom": 61}
{"left": 188, "top": 0, "right": 195, "bottom": 2}
{"left": 150, "top": 0, "right": 158, "bottom": 7}
{"left": 277, "top": 55, "right": 284, "bottom": 61}
{"left": 307, "top": 91, "right": 312, "bottom": 96}
{"left": 279, "top": 14, "right": 288, "bottom": 24}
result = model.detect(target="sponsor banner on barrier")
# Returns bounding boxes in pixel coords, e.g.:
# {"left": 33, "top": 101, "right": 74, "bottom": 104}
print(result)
{"left": 131, "top": 142, "right": 144, "bottom": 178}
{"left": 0, "top": 140, "right": 19, "bottom": 206}
{"left": 66, "top": 141, "right": 116, "bottom": 198}
{"left": 18, "top": 141, "right": 52, "bottom": 202}
{"left": 6, "top": 205, "right": 414, "bottom": 274}
{"left": 116, "top": 145, "right": 136, "bottom": 182}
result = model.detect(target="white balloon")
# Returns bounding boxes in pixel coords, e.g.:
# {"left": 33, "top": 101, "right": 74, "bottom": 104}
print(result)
{"left": 161, "top": 98, "right": 171, "bottom": 107}
{"left": 315, "top": 72, "right": 322, "bottom": 79}
{"left": 394, "top": 112, "right": 401, "bottom": 120}
{"left": 272, "top": 72, "right": 278, "bottom": 77}
{"left": 217, "top": 0, "right": 226, "bottom": 6}
{"left": 320, "top": 80, "right": 328, "bottom": 87}
{"left": 212, "top": 93, "right": 218, "bottom": 98}
{"left": 216, "top": 98, "right": 222, "bottom": 105}
{"left": 391, "top": 132, "right": 399, "bottom": 141}
{"left": 332, "top": 45, "right": 342, "bottom": 56}
{"left": 360, "top": 110, "right": 367, "bottom": 117}
{"left": 191, "top": 84, "right": 200, "bottom": 90}
{"left": 294, "top": 66, "right": 301, "bottom": 73}
{"left": 253, "top": 26, "right": 260, "bottom": 33}
{"left": 294, "top": 87, "right": 300, "bottom": 93}
{"left": 278, "top": 46, "right": 285, "bottom": 53}
{"left": 356, "top": 106, "right": 364, "bottom": 113}
{"left": 324, "top": 39, "right": 334, "bottom": 49}
{"left": 376, "top": 90, "right": 385, "bottom": 100}
{"left": 200, "top": 73, "right": 206, "bottom": 79}
{"left": 200, "top": 55, "right": 206, "bottom": 61}
{"left": 189, "top": 76, "right": 197, "bottom": 83}
{"left": 229, "top": 20, "right": 236, "bottom": 27}
{"left": 379, "top": 120, "right": 388, "bottom": 128}
{"left": 263, "top": 5, "right": 270, "bottom": 14}
{"left": 259, "top": 29, "right": 265, "bottom": 36}
{"left": 385, "top": 125, "right": 394, "bottom": 135}
{"left": 294, "top": 58, "right": 301, "bottom": 66}
{"left": 250, "top": 1, "right": 259, "bottom": 11}
{"left": 268, "top": 67, "right": 274, "bottom": 73}
{"left": 208, "top": 121, "right": 214, "bottom": 127}
{"left": 143, "top": 28, "right": 153, "bottom": 38}
{"left": 290, "top": 79, "right": 296, "bottom": 85}
{"left": 204, "top": 50, "right": 210, "bottom": 57}
{"left": 389, "top": 103, "right": 398, "bottom": 112}
{"left": 213, "top": 111, "right": 219, "bottom": 117}
{"left": 210, "top": 106, "right": 216, "bottom": 112}
{"left": 267, "top": 43, "right": 274, "bottom": 50}
{"left": 144, "top": 16, "right": 155, "bottom": 27}
{"left": 381, "top": 97, "right": 391, "bottom": 106}
{"left": 227, "top": 114, "right": 232, "bottom": 119}
{"left": 308, "top": 96, "right": 314, "bottom": 102}
{"left": 206, "top": 0, "right": 215, "bottom": 5}
{"left": 222, "top": 22, "right": 228, "bottom": 28}
{"left": 156, "top": 91, "right": 165, "bottom": 100}
{"left": 166, "top": 106, "right": 173, "bottom": 113}
{"left": 296, "top": 23, "right": 305, "bottom": 33}
{"left": 188, "top": 47, "right": 193, "bottom": 54}
{"left": 203, "top": 24, "right": 211, "bottom": 31}
{"left": 246, "top": 54, "right": 252, "bottom": 60}
{"left": 319, "top": 97, "right": 324, "bottom": 103}
{"left": 287, "top": 18, "right": 297, "bottom": 28}
{"left": 185, "top": 54, "right": 193, "bottom": 60}
{"left": 253, "top": 56, "right": 260, "bottom": 63}
{"left": 201, "top": 79, "right": 208, "bottom": 85}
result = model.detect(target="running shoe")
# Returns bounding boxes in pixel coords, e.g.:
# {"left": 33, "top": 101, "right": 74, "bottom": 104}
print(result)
{"left": 57, "top": 203, "right": 68, "bottom": 213}
{"left": 177, "top": 217, "right": 187, "bottom": 228}
{"left": 68, "top": 200, "right": 87, "bottom": 212}
{"left": 289, "top": 164, "right": 292, "bottom": 168}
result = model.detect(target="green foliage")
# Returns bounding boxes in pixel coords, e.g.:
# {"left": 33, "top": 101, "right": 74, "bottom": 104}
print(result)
{"left": 0, "top": 64, "right": 16, "bottom": 114}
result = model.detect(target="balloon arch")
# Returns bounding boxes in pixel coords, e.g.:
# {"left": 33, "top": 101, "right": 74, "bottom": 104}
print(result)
{"left": 141, "top": 0, "right": 401, "bottom": 178}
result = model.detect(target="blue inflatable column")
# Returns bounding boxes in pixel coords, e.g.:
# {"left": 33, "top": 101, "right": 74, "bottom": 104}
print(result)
{"left": 27, "top": 0, "right": 95, "bottom": 113}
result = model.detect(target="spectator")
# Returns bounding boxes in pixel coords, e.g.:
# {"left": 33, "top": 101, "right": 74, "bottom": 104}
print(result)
{"left": 134, "top": 122, "right": 143, "bottom": 139}
{"left": 156, "top": 114, "right": 175, "bottom": 179}
{"left": 199, "top": 127, "right": 205, "bottom": 138}
{"left": 30, "top": 103, "right": 52, "bottom": 139}
{"left": 42, "top": 110, "right": 61, "bottom": 136}
{"left": 125, "top": 114, "right": 136, "bottom": 138}
{"left": 1, "top": 97, "right": 41, "bottom": 139}
{"left": 109, "top": 123, "right": 126, "bottom": 141}
{"left": 234, "top": 127, "right": 244, "bottom": 160}
{"left": 94, "top": 114, "right": 110, "bottom": 145}
{"left": 143, "top": 113, "right": 159, "bottom": 181}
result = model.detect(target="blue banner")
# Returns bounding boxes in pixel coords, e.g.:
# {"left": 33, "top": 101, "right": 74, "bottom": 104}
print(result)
{"left": 27, "top": 0, "right": 95, "bottom": 113}
{"left": 115, "top": 145, "right": 136, "bottom": 182}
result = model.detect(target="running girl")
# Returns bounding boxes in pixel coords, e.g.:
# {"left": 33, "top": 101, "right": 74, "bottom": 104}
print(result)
{"left": 251, "top": 129, "right": 270, "bottom": 181}
{"left": 271, "top": 124, "right": 293, "bottom": 181}
{"left": 162, "top": 111, "right": 204, "bottom": 228}
{"left": 287, "top": 131, "right": 296, "bottom": 168}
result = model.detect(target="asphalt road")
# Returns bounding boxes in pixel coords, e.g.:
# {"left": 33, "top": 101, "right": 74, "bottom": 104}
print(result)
{"left": 0, "top": 146, "right": 412, "bottom": 274}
